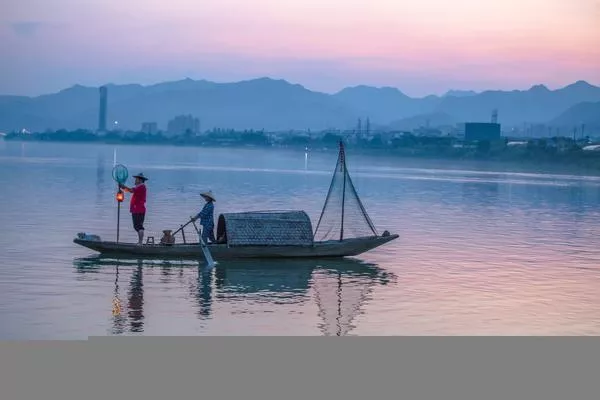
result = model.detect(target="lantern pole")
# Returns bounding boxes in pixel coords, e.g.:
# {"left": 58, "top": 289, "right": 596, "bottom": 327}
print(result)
{"left": 112, "top": 163, "right": 127, "bottom": 244}
{"left": 117, "top": 192, "right": 121, "bottom": 243}
{"left": 116, "top": 188, "right": 124, "bottom": 243}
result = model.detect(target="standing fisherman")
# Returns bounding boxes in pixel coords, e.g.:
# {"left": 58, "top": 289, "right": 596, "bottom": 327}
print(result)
{"left": 119, "top": 173, "right": 148, "bottom": 245}
{"left": 192, "top": 190, "right": 216, "bottom": 244}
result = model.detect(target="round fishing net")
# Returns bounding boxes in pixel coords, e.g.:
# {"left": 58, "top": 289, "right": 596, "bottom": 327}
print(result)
{"left": 112, "top": 164, "right": 129, "bottom": 185}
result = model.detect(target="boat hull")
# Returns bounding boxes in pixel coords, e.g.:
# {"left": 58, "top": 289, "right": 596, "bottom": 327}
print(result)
{"left": 73, "top": 234, "right": 399, "bottom": 260}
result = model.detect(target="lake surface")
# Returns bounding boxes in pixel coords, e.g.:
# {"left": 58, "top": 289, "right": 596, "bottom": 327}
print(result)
{"left": 2, "top": 140, "right": 600, "bottom": 337}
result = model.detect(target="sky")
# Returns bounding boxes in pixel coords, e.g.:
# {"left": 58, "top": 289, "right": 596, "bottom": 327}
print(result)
{"left": 1, "top": 0, "right": 599, "bottom": 97}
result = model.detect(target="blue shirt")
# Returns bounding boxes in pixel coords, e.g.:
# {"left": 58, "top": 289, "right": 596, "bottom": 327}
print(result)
{"left": 196, "top": 201, "right": 214, "bottom": 227}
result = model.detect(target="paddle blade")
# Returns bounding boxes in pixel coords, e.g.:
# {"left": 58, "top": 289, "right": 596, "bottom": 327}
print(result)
{"left": 199, "top": 240, "right": 214, "bottom": 265}
{"left": 190, "top": 219, "right": 216, "bottom": 267}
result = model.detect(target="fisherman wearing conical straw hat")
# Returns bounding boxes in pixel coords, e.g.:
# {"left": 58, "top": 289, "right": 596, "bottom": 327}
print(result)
{"left": 192, "top": 190, "right": 216, "bottom": 243}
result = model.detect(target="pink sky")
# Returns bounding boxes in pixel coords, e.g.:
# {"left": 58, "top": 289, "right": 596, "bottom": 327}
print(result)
{"left": 1, "top": 0, "right": 599, "bottom": 96}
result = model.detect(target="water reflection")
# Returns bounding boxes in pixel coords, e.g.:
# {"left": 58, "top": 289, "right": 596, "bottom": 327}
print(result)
{"left": 96, "top": 154, "right": 105, "bottom": 208}
{"left": 111, "top": 265, "right": 126, "bottom": 335}
{"left": 127, "top": 264, "right": 144, "bottom": 332}
{"left": 73, "top": 256, "right": 394, "bottom": 336}
{"left": 461, "top": 181, "right": 500, "bottom": 207}
{"left": 312, "top": 261, "right": 394, "bottom": 336}
{"left": 74, "top": 257, "right": 146, "bottom": 334}
{"left": 196, "top": 268, "right": 214, "bottom": 318}
{"left": 213, "top": 260, "right": 316, "bottom": 300}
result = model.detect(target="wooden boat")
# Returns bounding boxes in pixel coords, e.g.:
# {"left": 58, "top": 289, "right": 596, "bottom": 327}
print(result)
{"left": 74, "top": 141, "right": 399, "bottom": 259}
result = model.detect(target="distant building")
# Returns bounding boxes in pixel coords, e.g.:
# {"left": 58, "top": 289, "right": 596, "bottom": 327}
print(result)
{"left": 464, "top": 122, "right": 501, "bottom": 142}
{"left": 141, "top": 122, "right": 158, "bottom": 135}
{"left": 413, "top": 127, "right": 443, "bottom": 137}
{"left": 167, "top": 115, "right": 200, "bottom": 136}
{"left": 98, "top": 86, "right": 108, "bottom": 132}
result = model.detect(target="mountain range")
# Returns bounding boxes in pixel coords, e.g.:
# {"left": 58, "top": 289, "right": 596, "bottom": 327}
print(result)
{"left": 1, "top": 77, "right": 599, "bottom": 133}
{"left": 550, "top": 101, "right": 600, "bottom": 131}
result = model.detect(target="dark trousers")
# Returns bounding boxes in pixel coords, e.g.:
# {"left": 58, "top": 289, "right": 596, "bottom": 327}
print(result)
{"left": 201, "top": 224, "right": 216, "bottom": 243}
{"left": 132, "top": 213, "right": 145, "bottom": 232}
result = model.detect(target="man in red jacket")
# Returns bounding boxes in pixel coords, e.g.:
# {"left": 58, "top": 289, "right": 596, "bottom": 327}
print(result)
{"left": 120, "top": 172, "right": 148, "bottom": 245}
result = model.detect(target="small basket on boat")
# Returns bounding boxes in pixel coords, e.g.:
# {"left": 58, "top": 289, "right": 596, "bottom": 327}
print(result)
{"left": 160, "top": 230, "right": 176, "bottom": 245}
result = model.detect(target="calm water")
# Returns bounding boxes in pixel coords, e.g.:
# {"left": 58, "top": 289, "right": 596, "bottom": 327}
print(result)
{"left": 1, "top": 140, "right": 600, "bottom": 337}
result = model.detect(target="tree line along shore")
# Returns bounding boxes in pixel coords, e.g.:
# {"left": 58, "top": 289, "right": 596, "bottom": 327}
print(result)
{"left": 5, "top": 128, "right": 600, "bottom": 172}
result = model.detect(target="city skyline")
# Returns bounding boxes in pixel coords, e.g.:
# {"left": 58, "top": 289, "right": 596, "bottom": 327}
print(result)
{"left": 2, "top": 0, "right": 599, "bottom": 97}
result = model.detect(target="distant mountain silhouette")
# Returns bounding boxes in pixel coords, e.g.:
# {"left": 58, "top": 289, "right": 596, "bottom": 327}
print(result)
{"left": 549, "top": 101, "right": 600, "bottom": 130}
{"left": 0, "top": 78, "right": 362, "bottom": 132}
{"left": 388, "top": 112, "right": 457, "bottom": 131}
{"left": 332, "top": 85, "right": 442, "bottom": 123}
{"left": 0, "top": 77, "right": 599, "bottom": 132}
{"left": 443, "top": 90, "right": 478, "bottom": 98}
{"left": 335, "top": 81, "right": 600, "bottom": 128}
{"left": 432, "top": 82, "right": 600, "bottom": 126}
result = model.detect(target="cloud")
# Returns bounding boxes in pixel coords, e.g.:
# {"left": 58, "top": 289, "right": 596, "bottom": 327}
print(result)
{"left": 9, "top": 21, "right": 64, "bottom": 37}
{"left": 10, "top": 21, "right": 43, "bottom": 36}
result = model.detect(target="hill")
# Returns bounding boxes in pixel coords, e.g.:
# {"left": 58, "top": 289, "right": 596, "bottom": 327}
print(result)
{"left": 331, "top": 86, "right": 441, "bottom": 122}
{"left": 432, "top": 82, "right": 600, "bottom": 127}
{"left": 443, "top": 90, "right": 478, "bottom": 98}
{"left": 0, "top": 78, "right": 358, "bottom": 132}
{"left": 387, "top": 112, "right": 457, "bottom": 131}
{"left": 549, "top": 101, "right": 600, "bottom": 130}
{"left": 1, "top": 78, "right": 599, "bottom": 132}
{"left": 331, "top": 81, "right": 600, "bottom": 128}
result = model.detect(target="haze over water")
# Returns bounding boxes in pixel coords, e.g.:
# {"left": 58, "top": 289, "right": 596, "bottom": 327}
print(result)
{"left": 1, "top": 140, "right": 600, "bottom": 337}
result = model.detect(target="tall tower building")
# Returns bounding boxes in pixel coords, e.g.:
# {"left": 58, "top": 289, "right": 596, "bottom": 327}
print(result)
{"left": 98, "top": 86, "right": 108, "bottom": 132}
{"left": 491, "top": 109, "right": 498, "bottom": 124}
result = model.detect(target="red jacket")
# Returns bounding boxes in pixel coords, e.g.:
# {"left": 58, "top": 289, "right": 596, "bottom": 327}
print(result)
{"left": 130, "top": 184, "right": 146, "bottom": 214}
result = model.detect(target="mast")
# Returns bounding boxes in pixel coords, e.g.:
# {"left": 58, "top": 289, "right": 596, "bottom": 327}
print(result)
{"left": 340, "top": 141, "right": 346, "bottom": 241}
{"left": 336, "top": 271, "right": 342, "bottom": 336}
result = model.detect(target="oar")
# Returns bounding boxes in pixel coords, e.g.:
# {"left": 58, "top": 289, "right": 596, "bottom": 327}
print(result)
{"left": 190, "top": 217, "right": 216, "bottom": 268}
{"left": 172, "top": 219, "right": 194, "bottom": 237}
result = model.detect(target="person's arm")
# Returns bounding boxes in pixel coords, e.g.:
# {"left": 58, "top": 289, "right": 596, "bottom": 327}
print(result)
{"left": 192, "top": 209, "right": 204, "bottom": 221}
{"left": 119, "top": 184, "right": 134, "bottom": 193}
{"left": 191, "top": 206, "right": 202, "bottom": 221}
{"left": 193, "top": 203, "right": 210, "bottom": 221}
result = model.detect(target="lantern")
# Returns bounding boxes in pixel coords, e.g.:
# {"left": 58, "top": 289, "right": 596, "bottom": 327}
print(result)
{"left": 116, "top": 190, "right": 124, "bottom": 202}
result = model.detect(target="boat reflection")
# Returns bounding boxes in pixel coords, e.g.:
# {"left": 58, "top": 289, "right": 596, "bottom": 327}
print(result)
{"left": 73, "top": 256, "right": 396, "bottom": 336}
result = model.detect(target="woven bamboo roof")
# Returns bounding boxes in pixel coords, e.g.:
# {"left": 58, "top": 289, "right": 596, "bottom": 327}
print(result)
{"left": 216, "top": 211, "right": 314, "bottom": 247}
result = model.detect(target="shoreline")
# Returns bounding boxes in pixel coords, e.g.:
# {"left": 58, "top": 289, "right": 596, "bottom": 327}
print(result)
{"left": 5, "top": 135, "right": 600, "bottom": 177}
